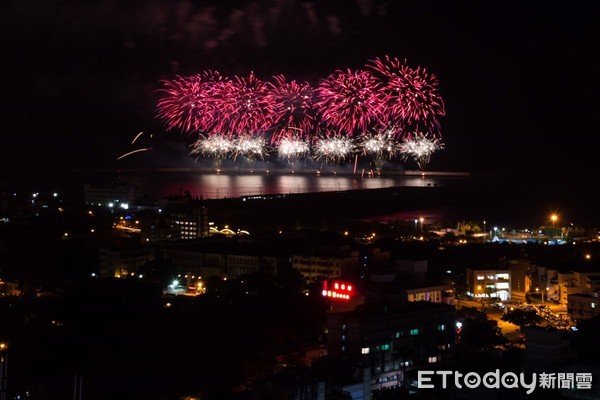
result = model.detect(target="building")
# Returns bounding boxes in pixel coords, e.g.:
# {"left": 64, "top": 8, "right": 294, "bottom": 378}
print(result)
{"left": 161, "top": 236, "right": 292, "bottom": 278}
{"left": 327, "top": 301, "right": 455, "bottom": 393}
{"left": 466, "top": 268, "right": 511, "bottom": 301}
{"left": 522, "top": 325, "right": 576, "bottom": 372}
{"left": 170, "top": 206, "right": 209, "bottom": 240}
{"left": 251, "top": 367, "right": 326, "bottom": 400}
{"left": 365, "top": 273, "right": 453, "bottom": 306}
{"left": 293, "top": 245, "right": 359, "bottom": 283}
{"left": 500, "top": 257, "right": 531, "bottom": 301}
{"left": 567, "top": 291, "right": 600, "bottom": 322}
{"left": 84, "top": 182, "right": 139, "bottom": 208}
{"left": 0, "top": 279, "right": 21, "bottom": 296}
{"left": 99, "top": 246, "right": 156, "bottom": 278}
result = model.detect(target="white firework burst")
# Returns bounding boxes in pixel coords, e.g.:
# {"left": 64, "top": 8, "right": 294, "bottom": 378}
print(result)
{"left": 358, "top": 130, "right": 398, "bottom": 160}
{"left": 277, "top": 137, "right": 311, "bottom": 160}
{"left": 313, "top": 136, "right": 356, "bottom": 164}
{"left": 190, "top": 134, "right": 234, "bottom": 159}
{"left": 233, "top": 135, "right": 269, "bottom": 161}
{"left": 399, "top": 133, "right": 444, "bottom": 170}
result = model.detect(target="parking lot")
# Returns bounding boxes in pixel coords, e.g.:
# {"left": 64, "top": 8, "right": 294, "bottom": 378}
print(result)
{"left": 456, "top": 298, "right": 572, "bottom": 340}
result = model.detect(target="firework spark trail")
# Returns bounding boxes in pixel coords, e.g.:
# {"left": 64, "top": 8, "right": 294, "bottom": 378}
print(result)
{"left": 117, "top": 148, "right": 152, "bottom": 160}
{"left": 131, "top": 131, "right": 145, "bottom": 144}
{"left": 315, "top": 69, "right": 384, "bottom": 136}
{"left": 267, "top": 75, "right": 315, "bottom": 144}
{"left": 214, "top": 72, "right": 274, "bottom": 136}
{"left": 367, "top": 56, "right": 445, "bottom": 137}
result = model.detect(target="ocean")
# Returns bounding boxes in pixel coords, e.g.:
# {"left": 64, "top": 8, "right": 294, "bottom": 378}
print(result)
{"left": 3, "top": 169, "right": 600, "bottom": 228}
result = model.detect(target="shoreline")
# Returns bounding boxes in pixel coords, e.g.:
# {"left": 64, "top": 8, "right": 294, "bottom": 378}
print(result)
{"left": 5, "top": 167, "right": 471, "bottom": 177}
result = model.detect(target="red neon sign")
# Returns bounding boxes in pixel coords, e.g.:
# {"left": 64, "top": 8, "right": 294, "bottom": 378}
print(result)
{"left": 322, "top": 280, "right": 353, "bottom": 301}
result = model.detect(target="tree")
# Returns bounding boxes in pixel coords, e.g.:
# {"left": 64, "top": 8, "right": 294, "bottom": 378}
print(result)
{"left": 501, "top": 309, "right": 542, "bottom": 327}
{"left": 456, "top": 307, "right": 506, "bottom": 353}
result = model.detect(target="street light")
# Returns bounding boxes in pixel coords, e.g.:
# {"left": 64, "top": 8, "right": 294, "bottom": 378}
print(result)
{"left": 535, "top": 287, "right": 548, "bottom": 304}
{"left": 419, "top": 217, "right": 424, "bottom": 231}
{"left": 0, "top": 342, "right": 7, "bottom": 400}
{"left": 414, "top": 219, "right": 418, "bottom": 231}
{"left": 551, "top": 214, "right": 558, "bottom": 227}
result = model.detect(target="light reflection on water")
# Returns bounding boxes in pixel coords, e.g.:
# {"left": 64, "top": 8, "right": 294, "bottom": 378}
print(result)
{"left": 141, "top": 173, "right": 444, "bottom": 199}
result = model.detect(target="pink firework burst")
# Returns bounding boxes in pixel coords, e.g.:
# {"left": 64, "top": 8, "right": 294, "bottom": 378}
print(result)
{"left": 156, "top": 71, "right": 227, "bottom": 134}
{"left": 315, "top": 69, "right": 384, "bottom": 136}
{"left": 367, "top": 56, "right": 445, "bottom": 136}
{"left": 266, "top": 75, "right": 315, "bottom": 144}
{"left": 214, "top": 72, "right": 274, "bottom": 136}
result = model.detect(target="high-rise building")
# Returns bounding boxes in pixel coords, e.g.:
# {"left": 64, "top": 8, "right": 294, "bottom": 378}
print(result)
{"left": 327, "top": 301, "right": 455, "bottom": 392}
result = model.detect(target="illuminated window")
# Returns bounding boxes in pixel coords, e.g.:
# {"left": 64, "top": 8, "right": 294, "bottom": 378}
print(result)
{"left": 342, "top": 346, "right": 346, "bottom": 352}
{"left": 477, "top": 275, "right": 485, "bottom": 280}
{"left": 381, "top": 344, "right": 390, "bottom": 351}
{"left": 428, "top": 356, "right": 437, "bottom": 363}
{"left": 410, "top": 329, "right": 419, "bottom": 336}
{"left": 592, "top": 303, "right": 597, "bottom": 309}
{"left": 342, "top": 335, "right": 346, "bottom": 341}
{"left": 361, "top": 347, "right": 370, "bottom": 354}
{"left": 395, "top": 331, "right": 401, "bottom": 338}
{"left": 437, "top": 324, "right": 445, "bottom": 331}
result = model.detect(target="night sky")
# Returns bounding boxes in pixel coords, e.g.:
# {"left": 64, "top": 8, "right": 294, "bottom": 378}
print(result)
{"left": 1, "top": 0, "right": 598, "bottom": 174}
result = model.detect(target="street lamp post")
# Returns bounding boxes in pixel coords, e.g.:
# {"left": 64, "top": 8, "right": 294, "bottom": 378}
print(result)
{"left": 414, "top": 219, "right": 418, "bottom": 231}
{"left": 0, "top": 342, "right": 7, "bottom": 400}
{"left": 551, "top": 214, "right": 558, "bottom": 227}
{"left": 535, "top": 287, "right": 548, "bottom": 304}
{"left": 419, "top": 217, "right": 424, "bottom": 231}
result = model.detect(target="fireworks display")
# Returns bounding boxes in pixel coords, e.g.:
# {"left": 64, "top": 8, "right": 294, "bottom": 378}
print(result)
{"left": 367, "top": 56, "right": 445, "bottom": 136}
{"left": 216, "top": 72, "right": 273, "bottom": 136}
{"left": 190, "top": 134, "right": 235, "bottom": 160}
{"left": 358, "top": 130, "right": 398, "bottom": 160}
{"left": 156, "top": 71, "right": 227, "bottom": 134}
{"left": 267, "top": 75, "right": 315, "bottom": 143}
{"left": 277, "top": 136, "right": 311, "bottom": 161}
{"left": 313, "top": 135, "right": 356, "bottom": 164}
{"left": 155, "top": 56, "right": 447, "bottom": 168}
{"left": 399, "top": 133, "right": 445, "bottom": 170}
{"left": 315, "top": 69, "right": 383, "bottom": 136}
{"left": 233, "top": 134, "right": 269, "bottom": 161}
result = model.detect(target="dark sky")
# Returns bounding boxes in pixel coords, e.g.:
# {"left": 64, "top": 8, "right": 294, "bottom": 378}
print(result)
{"left": 1, "top": 0, "right": 598, "bottom": 174}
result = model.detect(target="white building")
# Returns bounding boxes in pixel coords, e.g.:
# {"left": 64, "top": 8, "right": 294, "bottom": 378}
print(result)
{"left": 466, "top": 268, "right": 511, "bottom": 301}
